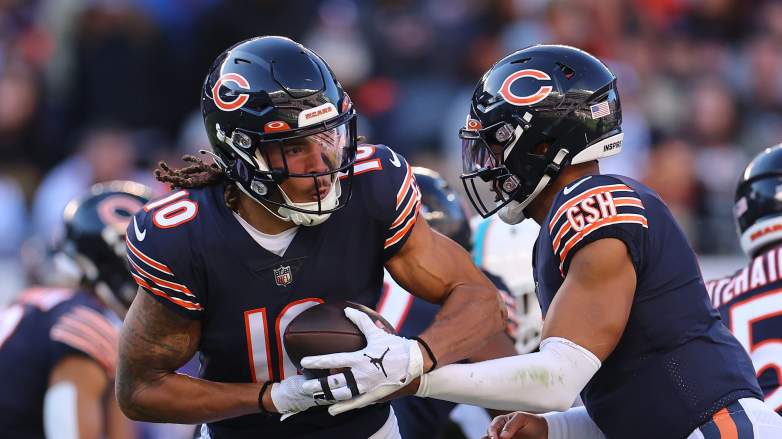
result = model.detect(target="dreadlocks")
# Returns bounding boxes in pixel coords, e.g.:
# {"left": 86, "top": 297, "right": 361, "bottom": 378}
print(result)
{"left": 155, "top": 155, "right": 241, "bottom": 211}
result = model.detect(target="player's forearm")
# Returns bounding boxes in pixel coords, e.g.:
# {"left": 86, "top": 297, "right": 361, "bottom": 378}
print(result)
{"left": 415, "top": 337, "right": 600, "bottom": 412}
{"left": 116, "top": 372, "right": 261, "bottom": 423}
{"left": 418, "top": 284, "right": 506, "bottom": 368}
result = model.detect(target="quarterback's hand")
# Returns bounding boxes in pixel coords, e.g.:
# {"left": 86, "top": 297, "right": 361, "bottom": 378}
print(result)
{"left": 269, "top": 374, "right": 334, "bottom": 418}
{"left": 483, "top": 412, "right": 548, "bottom": 439}
{"left": 300, "top": 307, "right": 424, "bottom": 415}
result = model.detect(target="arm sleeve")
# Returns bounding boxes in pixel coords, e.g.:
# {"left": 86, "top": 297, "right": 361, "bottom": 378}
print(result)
{"left": 547, "top": 177, "right": 648, "bottom": 276}
{"left": 125, "top": 195, "right": 206, "bottom": 319}
{"left": 543, "top": 406, "right": 607, "bottom": 439}
{"left": 362, "top": 145, "right": 421, "bottom": 259}
{"left": 48, "top": 304, "right": 119, "bottom": 379}
{"left": 415, "top": 337, "right": 600, "bottom": 413}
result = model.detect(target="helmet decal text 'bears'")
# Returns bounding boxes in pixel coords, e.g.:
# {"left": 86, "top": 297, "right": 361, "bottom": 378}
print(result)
{"left": 498, "top": 69, "right": 553, "bottom": 106}
{"left": 211, "top": 73, "right": 250, "bottom": 112}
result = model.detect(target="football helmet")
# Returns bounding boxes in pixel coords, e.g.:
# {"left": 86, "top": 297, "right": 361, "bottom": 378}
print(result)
{"left": 412, "top": 167, "right": 472, "bottom": 251}
{"left": 460, "top": 44, "right": 623, "bottom": 224}
{"left": 57, "top": 181, "right": 152, "bottom": 314}
{"left": 202, "top": 36, "right": 357, "bottom": 226}
{"left": 735, "top": 143, "right": 782, "bottom": 256}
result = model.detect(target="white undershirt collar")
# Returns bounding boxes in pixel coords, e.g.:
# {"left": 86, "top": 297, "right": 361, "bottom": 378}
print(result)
{"left": 232, "top": 211, "right": 299, "bottom": 257}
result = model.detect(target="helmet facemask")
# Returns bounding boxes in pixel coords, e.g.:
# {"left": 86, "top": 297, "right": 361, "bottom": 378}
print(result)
{"left": 217, "top": 112, "right": 358, "bottom": 226}
{"left": 460, "top": 115, "right": 569, "bottom": 224}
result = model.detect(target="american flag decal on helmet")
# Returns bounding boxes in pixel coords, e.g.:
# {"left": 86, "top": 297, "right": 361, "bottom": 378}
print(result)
{"left": 590, "top": 101, "right": 611, "bottom": 119}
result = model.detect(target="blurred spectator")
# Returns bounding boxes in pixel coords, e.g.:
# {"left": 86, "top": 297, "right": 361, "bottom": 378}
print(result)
{"left": 0, "top": 0, "right": 778, "bottom": 284}
{"left": 689, "top": 77, "right": 747, "bottom": 253}
{"left": 642, "top": 138, "right": 702, "bottom": 238}
{"left": 31, "top": 125, "right": 143, "bottom": 244}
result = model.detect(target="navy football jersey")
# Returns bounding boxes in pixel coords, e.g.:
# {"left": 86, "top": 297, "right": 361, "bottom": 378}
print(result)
{"left": 377, "top": 268, "right": 514, "bottom": 439}
{"left": 534, "top": 174, "right": 762, "bottom": 439}
{"left": 0, "top": 287, "right": 119, "bottom": 438}
{"left": 126, "top": 144, "right": 420, "bottom": 438}
{"left": 706, "top": 244, "right": 782, "bottom": 415}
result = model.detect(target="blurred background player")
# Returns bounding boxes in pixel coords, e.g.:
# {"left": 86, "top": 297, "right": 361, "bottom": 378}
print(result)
{"left": 707, "top": 143, "right": 782, "bottom": 415}
{"left": 471, "top": 215, "right": 541, "bottom": 355}
{"left": 0, "top": 181, "right": 150, "bottom": 439}
{"left": 377, "top": 167, "right": 518, "bottom": 439}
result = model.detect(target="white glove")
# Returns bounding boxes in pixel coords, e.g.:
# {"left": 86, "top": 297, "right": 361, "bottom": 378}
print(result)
{"left": 270, "top": 374, "right": 334, "bottom": 419}
{"left": 300, "top": 307, "right": 424, "bottom": 416}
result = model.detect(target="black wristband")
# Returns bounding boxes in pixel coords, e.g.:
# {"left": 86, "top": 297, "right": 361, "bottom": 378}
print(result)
{"left": 412, "top": 336, "right": 437, "bottom": 373}
{"left": 258, "top": 381, "right": 272, "bottom": 415}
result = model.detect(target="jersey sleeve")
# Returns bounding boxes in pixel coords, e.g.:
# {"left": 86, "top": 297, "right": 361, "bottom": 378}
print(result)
{"left": 547, "top": 176, "right": 648, "bottom": 277}
{"left": 48, "top": 302, "right": 119, "bottom": 379}
{"left": 359, "top": 145, "right": 422, "bottom": 259}
{"left": 125, "top": 192, "right": 206, "bottom": 319}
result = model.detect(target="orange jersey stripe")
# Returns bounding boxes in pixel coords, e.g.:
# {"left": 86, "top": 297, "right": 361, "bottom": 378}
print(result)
{"left": 128, "top": 257, "right": 194, "bottom": 297}
{"left": 549, "top": 184, "right": 631, "bottom": 232}
{"left": 132, "top": 274, "right": 203, "bottom": 311}
{"left": 558, "top": 214, "right": 649, "bottom": 270}
{"left": 614, "top": 198, "right": 644, "bottom": 209}
{"left": 56, "top": 316, "right": 117, "bottom": 360}
{"left": 395, "top": 165, "right": 413, "bottom": 208}
{"left": 552, "top": 221, "right": 572, "bottom": 252}
{"left": 68, "top": 307, "right": 118, "bottom": 343}
{"left": 50, "top": 328, "right": 115, "bottom": 377}
{"left": 384, "top": 203, "right": 420, "bottom": 249}
{"left": 126, "top": 237, "right": 174, "bottom": 275}
{"left": 712, "top": 408, "right": 739, "bottom": 439}
{"left": 390, "top": 185, "right": 421, "bottom": 229}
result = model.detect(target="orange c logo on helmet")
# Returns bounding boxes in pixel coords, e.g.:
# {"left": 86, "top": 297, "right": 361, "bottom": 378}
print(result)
{"left": 498, "top": 69, "right": 553, "bottom": 106}
{"left": 212, "top": 73, "right": 251, "bottom": 112}
{"left": 97, "top": 195, "right": 144, "bottom": 232}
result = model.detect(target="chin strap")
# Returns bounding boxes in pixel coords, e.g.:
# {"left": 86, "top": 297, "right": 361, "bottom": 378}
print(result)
{"left": 498, "top": 148, "right": 569, "bottom": 225}
{"left": 236, "top": 179, "right": 342, "bottom": 227}
{"left": 277, "top": 180, "right": 341, "bottom": 226}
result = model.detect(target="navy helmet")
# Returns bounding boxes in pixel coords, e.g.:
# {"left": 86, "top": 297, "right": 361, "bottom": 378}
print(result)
{"left": 460, "top": 44, "right": 622, "bottom": 224}
{"left": 201, "top": 36, "right": 357, "bottom": 226}
{"left": 413, "top": 167, "right": 472, "bottom": 251}
{"left": 735, "top": 144, "right": 782, "bottom": 256}
{"left": 57, "top": 181, "right": 152, "bottom": 313}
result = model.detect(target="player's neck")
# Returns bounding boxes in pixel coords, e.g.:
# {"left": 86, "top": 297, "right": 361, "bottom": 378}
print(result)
{"left": 235, "top": 192, "right": 298, "bottom": 235}
{"left": 527, "top": 161, "right": 600, "bottom": 224}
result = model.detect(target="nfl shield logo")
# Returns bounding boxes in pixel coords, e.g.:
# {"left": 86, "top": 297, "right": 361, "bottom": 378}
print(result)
{"left": 273, "top": 265, "right": 293, "bottom": 286}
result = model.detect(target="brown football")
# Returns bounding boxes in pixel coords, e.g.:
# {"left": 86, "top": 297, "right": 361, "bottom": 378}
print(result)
{"left": 283, "top": 301, "right": 396, "bottom": 378}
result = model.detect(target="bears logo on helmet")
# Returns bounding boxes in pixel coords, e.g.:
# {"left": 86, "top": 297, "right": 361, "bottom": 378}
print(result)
{"left": 211, "top": 73, "right": 251, "bottom": 112}
{"left": 498, "top": 69, "right": 553, "bottom": 106}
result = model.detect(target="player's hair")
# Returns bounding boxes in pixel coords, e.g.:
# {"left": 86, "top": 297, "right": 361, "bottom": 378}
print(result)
{"left": 155, "top": 155, "right": 240, "bottom": 210}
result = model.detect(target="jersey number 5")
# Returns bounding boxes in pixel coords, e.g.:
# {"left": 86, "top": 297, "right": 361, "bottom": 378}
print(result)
{"left": 730, "top": 288, "right": 782, "bottom": 411}
{"left": 244, "top": 298, "right": 323, "bottom": 382}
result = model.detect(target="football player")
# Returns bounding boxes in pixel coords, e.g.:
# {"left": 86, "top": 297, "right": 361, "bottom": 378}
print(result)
{"left": 377, "top": 167, "right": 518, "bottom": 439}
{"left": 706, "top": 144, "right": 782, "bottom": 416}
{"left": 0, "top": 181, "right": 150, "bottom": 438}
{"left": 471, "top": 215, "right": 542, "bottom": 354}
{"left": 304, "top": 45, "right": 782, "bottom": 438}
{"left": 115, "top": 36, "right": 506, "bottom": 439}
